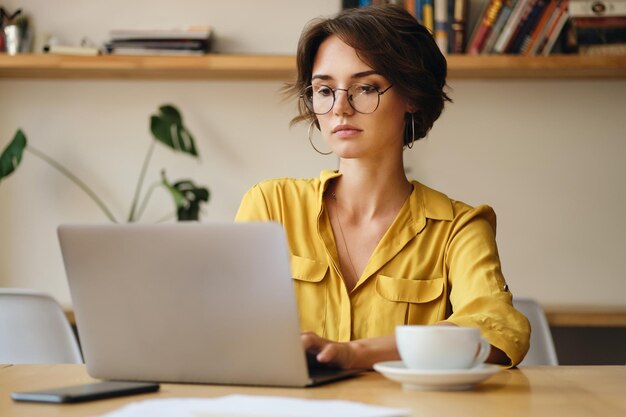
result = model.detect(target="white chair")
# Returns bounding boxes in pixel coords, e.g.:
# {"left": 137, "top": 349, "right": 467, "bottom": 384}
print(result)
{"left": 513, "top": 298, "right": 559, "bottom": 366}
{"left": 0, "top": 288, "right": 83, "bottom": 364}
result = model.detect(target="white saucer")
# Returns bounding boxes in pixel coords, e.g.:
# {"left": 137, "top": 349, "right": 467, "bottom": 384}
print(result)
{"left": 373, "top": 361, "right": 501, "bottom": 391}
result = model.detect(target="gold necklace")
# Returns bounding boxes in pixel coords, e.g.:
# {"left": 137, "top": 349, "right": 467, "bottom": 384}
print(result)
{"left": 329, "top": 184, "right": 413, "bottom": 284}
{"left": 331, "top": 191, "right": 360, "bottom": 283}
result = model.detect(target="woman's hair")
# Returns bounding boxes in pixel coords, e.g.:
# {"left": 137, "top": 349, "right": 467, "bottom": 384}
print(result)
{"left": 286, "top": 4, "right": 451, "bottom": 143}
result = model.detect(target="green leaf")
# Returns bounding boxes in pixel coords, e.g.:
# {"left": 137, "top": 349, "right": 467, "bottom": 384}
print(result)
{"left": 150, "top": 104, "right": 198, "bottom": 157}
{"left": 0, "top": 129, "right": 27, "bottom": 182}
{"left": 161, "top": 171, "right": 209, "bottom": 221}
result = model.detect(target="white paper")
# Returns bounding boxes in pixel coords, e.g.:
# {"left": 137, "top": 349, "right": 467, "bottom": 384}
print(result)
{"left": 95, "top": 394, "right": 410, "bottom": 417}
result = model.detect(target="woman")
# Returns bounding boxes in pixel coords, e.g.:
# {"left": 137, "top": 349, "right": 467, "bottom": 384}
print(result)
{"left": 236, "top": 5, "right": 530, "bottom": 369}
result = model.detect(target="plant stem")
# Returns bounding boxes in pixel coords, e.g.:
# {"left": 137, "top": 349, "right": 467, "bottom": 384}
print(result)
{"left": 26, "top": 146, "right": 118, "bottom": 223}
{"left": 127, "top": 140, "right": 156, "bottom": 222}
{"left": 135, "top": 181, "right": 162, "bottom": 222}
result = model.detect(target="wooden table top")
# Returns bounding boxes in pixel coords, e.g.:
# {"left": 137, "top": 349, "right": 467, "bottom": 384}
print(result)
{"left": 1, "top": 365, "right": 624, "bottom": 417}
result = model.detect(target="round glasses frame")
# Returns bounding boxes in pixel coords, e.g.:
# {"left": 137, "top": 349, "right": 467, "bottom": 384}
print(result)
{"left": 301, "top": 83, "right": 393, "bottom": 115}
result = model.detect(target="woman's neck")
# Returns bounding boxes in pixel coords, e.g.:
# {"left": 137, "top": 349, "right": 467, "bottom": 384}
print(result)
{"left": 333, "top": 157, "right": 412, "bottom": 221}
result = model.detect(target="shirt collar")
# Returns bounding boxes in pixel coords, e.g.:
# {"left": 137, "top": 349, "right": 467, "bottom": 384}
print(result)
{"left": 317, "top": 169, "right": 453, "bottom": 222}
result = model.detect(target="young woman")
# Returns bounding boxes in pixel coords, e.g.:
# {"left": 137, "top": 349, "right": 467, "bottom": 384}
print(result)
{"left": 236, "top": 5, "right": 530, "bottom": 369}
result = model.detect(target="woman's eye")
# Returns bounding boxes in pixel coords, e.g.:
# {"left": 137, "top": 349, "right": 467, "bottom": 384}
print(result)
{"left": 315, "top": 86, "right": 333, "bottom": 97}
{"left": 354, "top": 84, "right": 377, "bottom": 95}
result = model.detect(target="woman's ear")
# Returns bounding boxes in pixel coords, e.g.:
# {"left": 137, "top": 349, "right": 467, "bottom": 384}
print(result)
{"left": 405, "top": 101, "right": 418, "bottom": 114}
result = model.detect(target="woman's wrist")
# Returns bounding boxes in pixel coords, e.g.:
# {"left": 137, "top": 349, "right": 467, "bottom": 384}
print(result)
{"left": 347, "top": 335, "right": 400, "bottom": 369}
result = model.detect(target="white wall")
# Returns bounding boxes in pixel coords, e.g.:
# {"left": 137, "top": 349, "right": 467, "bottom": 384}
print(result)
{"left": 1, "top": 0, "right": 625, "bottom": 308}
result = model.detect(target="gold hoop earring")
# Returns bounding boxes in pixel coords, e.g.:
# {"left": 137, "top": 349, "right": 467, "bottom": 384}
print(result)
{"left": 407, "top": 113, "right": 416, "bottom": 149}
{"left": 308, "top": 120, "right": 332, "bottom": 155}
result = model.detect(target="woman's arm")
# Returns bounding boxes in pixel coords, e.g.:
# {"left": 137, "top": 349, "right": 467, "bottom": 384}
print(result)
{"left": 301, "top": 328, "right": 510, "bottom": 370}
{"left": 301, "top": 332, "right": 399, "bottom": 370}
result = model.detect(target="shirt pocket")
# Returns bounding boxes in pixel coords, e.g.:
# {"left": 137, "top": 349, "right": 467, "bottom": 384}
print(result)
{"left": 290, "top": 255, "right": 328, "bottom": 335}
{"left": 375, "top": 274, "right": 445, "bottom": 327}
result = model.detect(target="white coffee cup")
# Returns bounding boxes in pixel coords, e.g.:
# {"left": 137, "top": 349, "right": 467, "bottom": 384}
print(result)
{"left": 396, "top": 325, "right": 491, "bottom": 371}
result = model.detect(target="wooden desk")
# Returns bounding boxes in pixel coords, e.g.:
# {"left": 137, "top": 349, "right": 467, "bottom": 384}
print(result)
{"left": 1, "top": 365, "right": 624, "bottom": 417}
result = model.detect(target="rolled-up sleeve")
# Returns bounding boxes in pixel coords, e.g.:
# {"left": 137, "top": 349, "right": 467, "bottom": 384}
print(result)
{"left": 444, "top": 205, "right": 530, "bottom": 367}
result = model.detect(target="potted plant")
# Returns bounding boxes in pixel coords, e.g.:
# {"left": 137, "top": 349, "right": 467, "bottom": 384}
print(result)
{"left": 0, "top": 104, "right": 209, "bottom": 222}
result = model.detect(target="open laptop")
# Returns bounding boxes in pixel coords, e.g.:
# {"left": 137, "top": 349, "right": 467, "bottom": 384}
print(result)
{"left": 58, "top": 222, "right": 361, "bottom": 387}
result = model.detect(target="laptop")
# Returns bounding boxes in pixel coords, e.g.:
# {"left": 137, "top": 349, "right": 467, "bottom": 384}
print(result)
{"left": 58, "top": 222, "right": 362, "bottom": 387}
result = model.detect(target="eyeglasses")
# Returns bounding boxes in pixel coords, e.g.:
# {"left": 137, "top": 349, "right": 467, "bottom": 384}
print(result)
{"left": 301, "top": 83, "right": 393, "bottom": 115}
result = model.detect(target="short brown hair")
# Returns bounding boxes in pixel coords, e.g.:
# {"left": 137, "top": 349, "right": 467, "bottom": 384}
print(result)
{"left": 286, "top": 4, "right": 451, "bottom": 143}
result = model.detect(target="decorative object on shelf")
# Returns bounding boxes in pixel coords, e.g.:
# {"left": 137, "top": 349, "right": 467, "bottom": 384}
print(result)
{"left": 0, "top": 104, "right": 209, "bottom": 222}
{"left": 0, "top": 6, "right": 31, "bottom": 55}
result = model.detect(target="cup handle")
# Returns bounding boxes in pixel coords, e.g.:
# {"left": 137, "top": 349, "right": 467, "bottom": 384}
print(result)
{"left": 471, "top": 337, "right": 491, "bottom": 368}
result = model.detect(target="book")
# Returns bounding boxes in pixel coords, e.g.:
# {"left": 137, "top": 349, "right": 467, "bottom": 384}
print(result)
{"left": 415, "top": 0, "right": 424, "bottom": 23}
{"left": 568, "top": 16, "right": 626, "bottom": 46}
{"left": 450, "top": 0, "right": 469, "bottom": 53}
{"left": 106, "top": 48, "right": 206, "bottom": 56}
{"left": 404, "top": 0, "right": 416, "bottom": 15}
{"left": 579, "top": 42, "right": 626, "bottom": 54}
{"left": 568, "top": 0, "right": 626, "bottom": 17}
{"left": 492, "top": 0, "right": 533, "bottom": 53}
{"left": 482, "top": 0, "right": 518, "bottom": 54}
{"left": 508, "top": 0, "right": 549, "bottom": 54}
{"left": 466, "top": 0, "right": 504, "bottom": 54}
{"left": 110, "top": 28, "right": 212, "bottom": 41}
{"left": 422, "top": 0, "right": 435, "bottom": 32}
{"left": 539, "top": 0, "right": 570, "bottom": 55}
{"left": 434, "top": 0, "right": 449, "bottom": 52}
{"left": 521, "top": 0, "right": 559, "bottom": 55}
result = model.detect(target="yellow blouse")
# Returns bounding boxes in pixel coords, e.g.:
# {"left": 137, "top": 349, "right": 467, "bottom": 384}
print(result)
{"left": 235, "top": 170, "right": 530, "bottom": 366}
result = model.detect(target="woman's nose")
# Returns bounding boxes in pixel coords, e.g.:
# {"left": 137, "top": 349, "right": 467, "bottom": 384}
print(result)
{"left": 333, "top": 89, "right": 354, "bottom": 116}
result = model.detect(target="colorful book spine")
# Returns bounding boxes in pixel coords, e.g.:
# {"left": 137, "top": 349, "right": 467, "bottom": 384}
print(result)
{"left": 415, "top": 0, "right": 424, "bottom": 23}
{"left": 450, "top": 0, "right": 469, "bottom": 53}
{"left": 466, "top": 0, "right": 504, "bottom": 54}
{"left": 404, "top": 0, "right": 417, "bottom": 15}
{"left": 422, "top": 0, "right": 435, "bottom": 33}
{"left": 539, "top": 0, "right": 570, "bottom": 55}
{"left": 508, "top": 0, "right": 549, "bottom": 54}
{"left": 482, "top": 0, "right": 517, "bottom": 54}
{"left": 521, "top": 0, "right": 558, "bottom": 55}
{"left": 434, "top": 0, "right": 449, "bottom": 53}
{"left": 492, "top": 0, "right": 533, "bottom": 53}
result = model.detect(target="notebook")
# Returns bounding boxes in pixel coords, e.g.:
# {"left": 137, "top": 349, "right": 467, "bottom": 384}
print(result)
{"left": 58, "top": 222, "right": 362, "bottom": 387}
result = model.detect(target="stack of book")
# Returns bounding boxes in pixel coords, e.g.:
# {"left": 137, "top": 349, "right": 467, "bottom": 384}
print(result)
{"left": 342, "top": 1, "right": 470, "bottom": 54}
{"left": 467, "top": 0, "right": 571, "bottom": 55}
{"left": 566, "top": 0, "right": 626, "bottom": 55}
{"left": 105, "top": 27, "right": 213, "bottom": 55}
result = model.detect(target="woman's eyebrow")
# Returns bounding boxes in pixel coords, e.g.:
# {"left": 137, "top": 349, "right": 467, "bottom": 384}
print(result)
{"left": 311, "top": 70, "right": 380, "bottom": 82}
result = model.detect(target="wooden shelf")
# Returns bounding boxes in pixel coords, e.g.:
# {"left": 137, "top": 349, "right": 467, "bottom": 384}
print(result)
{"left": 544, "top": 305, "right": 626, "bottom": 327}
{"left": 1, "top": 53, "right": 626, "bottom": 80}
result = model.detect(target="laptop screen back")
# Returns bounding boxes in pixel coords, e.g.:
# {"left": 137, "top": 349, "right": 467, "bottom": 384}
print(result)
{"left": 58, "top": 222, "right": 311, "bottom": 387}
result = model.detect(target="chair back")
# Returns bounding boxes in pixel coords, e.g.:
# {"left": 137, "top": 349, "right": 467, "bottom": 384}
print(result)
{"left": 513, "top": 298, "right": 559, "bottom": 366}
{"left": 0, "top": 288, "right": 83, "bottom": 364}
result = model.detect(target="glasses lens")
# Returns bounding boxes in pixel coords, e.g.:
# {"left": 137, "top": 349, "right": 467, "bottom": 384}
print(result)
{"left": 348, "top": 84, "right": 380, "bottom": 114}
{"left": 303, "top": 85, "right": 334, "bottom": 115}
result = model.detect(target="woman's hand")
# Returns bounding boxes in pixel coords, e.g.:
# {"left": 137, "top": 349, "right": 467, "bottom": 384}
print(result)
{"left": 301, "top": 332, "right": 357, "bottom": 369}
{"left": 301, "top": 332, "right": 400, "bottom": 370}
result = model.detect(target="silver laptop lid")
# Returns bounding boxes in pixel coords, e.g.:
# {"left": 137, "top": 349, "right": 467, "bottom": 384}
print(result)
{"left": 58, "top": 222, "right": 311, "bottom": 387}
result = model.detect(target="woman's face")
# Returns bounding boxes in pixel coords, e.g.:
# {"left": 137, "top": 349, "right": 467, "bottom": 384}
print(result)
{"left": 311, "top": 35, "right": 411, "bottom": 160}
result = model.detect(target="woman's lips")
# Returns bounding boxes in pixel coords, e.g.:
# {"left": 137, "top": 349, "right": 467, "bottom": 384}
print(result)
{"left": 332, "top": 125, "right": 362, "bottom": 138}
